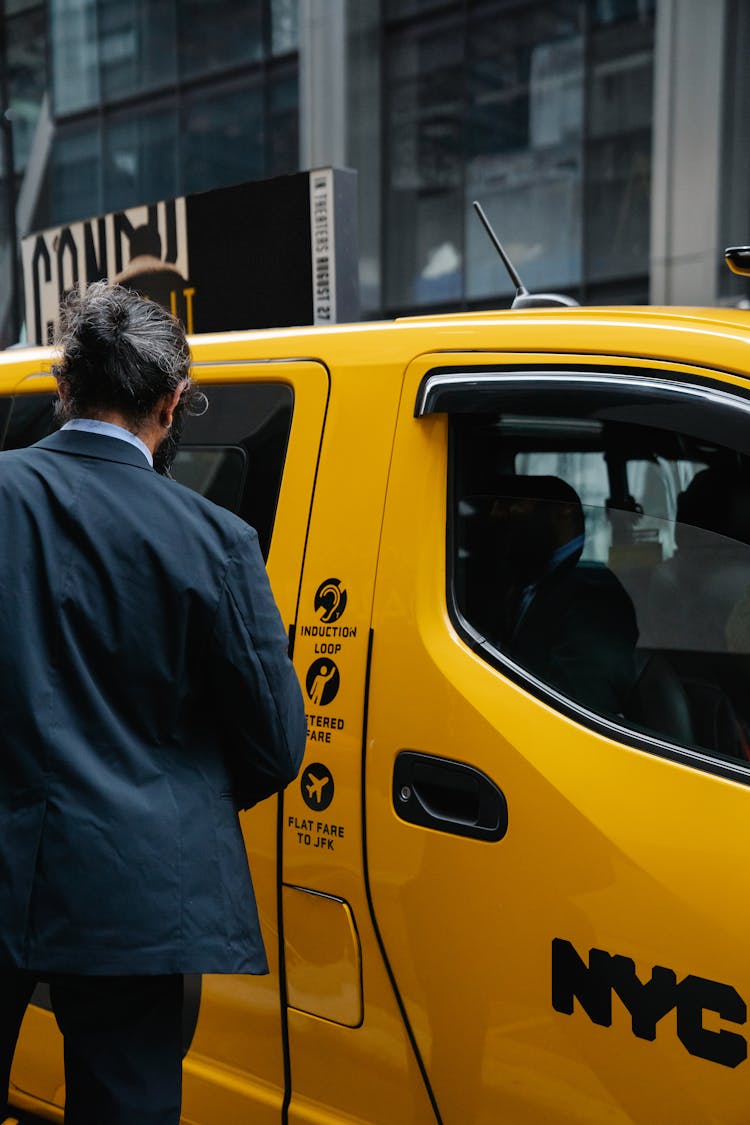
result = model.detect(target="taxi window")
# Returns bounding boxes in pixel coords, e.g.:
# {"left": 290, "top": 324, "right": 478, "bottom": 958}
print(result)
{"left": 0, "top": 398, "right": 13, "bottom": 446}
{"left": 439, "top": 369, "right": 750, "bottom": 774}
{"left": 0, "top": 383, "right": 293, "bottom": 561}
{"left": 176, "top": 383, "right": 292, "bottom": 558}
{"left": 3, "top": 394, "right": 58, "bottom": 449}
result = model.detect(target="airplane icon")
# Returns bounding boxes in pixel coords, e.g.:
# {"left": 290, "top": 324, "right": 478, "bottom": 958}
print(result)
{"left": 305, "top": 771, "right": 330, "bottom": 805}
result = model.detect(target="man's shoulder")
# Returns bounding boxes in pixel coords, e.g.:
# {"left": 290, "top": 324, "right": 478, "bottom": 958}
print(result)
{"left": 0, "top": 443, "right": 54, "bottom": 474}
{"left": 535, "top": 562, "right": 635, "bottom": 619}
{"left": 563, "top": 563, "right": 638, "bottom": 634}
{"left": 0, "top": 444, "right": 42, "bottom": 462}
{"left": 0, "top": 441, "right": 256, "bottom": 550}
{"left": 149, "top": 473, "right": 256, "bottom": 547}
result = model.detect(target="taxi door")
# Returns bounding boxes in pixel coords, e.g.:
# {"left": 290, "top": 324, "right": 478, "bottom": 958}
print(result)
{"left": 364, "top": 352, "right": 750, "bottom": 1123}
{"left": 280, "top": 349, "right": 439, "bottom": 1125}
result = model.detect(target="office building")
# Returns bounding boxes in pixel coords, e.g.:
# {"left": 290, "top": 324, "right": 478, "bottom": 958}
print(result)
{"left": 0, "top": 0, "right": 745, "bottom": 346}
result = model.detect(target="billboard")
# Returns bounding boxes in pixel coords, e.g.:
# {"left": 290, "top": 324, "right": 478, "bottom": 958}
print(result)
{"left": 21, "top": 168, "right": 359, "bottom": 346}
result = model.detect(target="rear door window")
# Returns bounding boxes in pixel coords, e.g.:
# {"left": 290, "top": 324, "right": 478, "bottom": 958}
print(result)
{"left": 175, "top": 383, "right": 293, "bottom": 558}
{"left": 3, "top": 394, "right": 57, "bottom": 449}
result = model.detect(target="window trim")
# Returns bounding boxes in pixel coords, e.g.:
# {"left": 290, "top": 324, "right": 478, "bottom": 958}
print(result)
{"left": 416, "top": 366, "right": 750, "bottom": 418}
{"left": 436, "top": 362, "right": 750, "bottom": 788}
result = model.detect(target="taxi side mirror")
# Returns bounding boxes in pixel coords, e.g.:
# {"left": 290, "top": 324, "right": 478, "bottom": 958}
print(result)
{"left": 725, "top": 246, "right": 750, "bottom": 276}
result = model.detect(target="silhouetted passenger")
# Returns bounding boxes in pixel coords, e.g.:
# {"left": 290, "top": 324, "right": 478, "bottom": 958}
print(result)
{"left": 488, "top": 476, "right": 638, "bottom": 715}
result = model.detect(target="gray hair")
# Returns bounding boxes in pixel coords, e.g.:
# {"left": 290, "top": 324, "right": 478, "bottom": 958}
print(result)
{"left": 54, "top": 281, "right": 200, "bottom": 423}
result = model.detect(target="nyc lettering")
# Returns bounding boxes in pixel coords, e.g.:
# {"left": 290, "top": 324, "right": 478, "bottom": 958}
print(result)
{"left": 552, "top": 938, "right": 747, "bottom": 1069}
{"left": 288, "top": 815, "right": 345, "bottom": 851}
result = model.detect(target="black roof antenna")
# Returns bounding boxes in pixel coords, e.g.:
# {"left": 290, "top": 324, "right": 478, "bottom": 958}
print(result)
{"left": 472, "top": 201, "right": 578, "bottom": 309}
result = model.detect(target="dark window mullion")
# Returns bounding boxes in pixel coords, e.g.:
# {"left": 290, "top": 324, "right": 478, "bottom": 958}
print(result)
{"left": 580, "top": 0, "right": 592, "bottom": 306}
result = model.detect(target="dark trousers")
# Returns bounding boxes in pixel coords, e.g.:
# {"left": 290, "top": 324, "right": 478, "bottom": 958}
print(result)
{"left": 0, "top": 969, "right": 183, "bottom": 1125}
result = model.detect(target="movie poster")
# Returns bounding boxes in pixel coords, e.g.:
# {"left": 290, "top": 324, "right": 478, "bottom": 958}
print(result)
{"left": 21, "top": 169, "right": 359, "bottom": 346}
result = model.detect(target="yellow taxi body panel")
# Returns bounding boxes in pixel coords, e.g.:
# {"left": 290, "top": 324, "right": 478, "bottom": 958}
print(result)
{"left": 4, "top": 307, "right": 750, "bottom": 1122}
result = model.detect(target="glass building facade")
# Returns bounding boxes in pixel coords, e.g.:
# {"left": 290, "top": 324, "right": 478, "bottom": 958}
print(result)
{"left": 0, "top": 0, "right": 744, "bottom": 346}
{"left": 719, "top": 0, "right": 750, "bottom": 305}
{"left": 376, "top": 0, "right": 655, "bottom": 313}
{"left": 1, "top": 0, "right": 47, "bottom": 336}
{"left": 44, "top": 0, "right": 299, "bottom": 225}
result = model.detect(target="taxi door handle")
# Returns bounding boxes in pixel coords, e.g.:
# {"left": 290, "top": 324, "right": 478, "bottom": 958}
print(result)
{"left": 392, "top": 751, "right": 508, "bottom": 842}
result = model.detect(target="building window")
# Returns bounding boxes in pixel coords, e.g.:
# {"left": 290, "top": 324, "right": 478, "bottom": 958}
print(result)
{"left": 267, "top": 69, "right": 299, "bottom": 178}
{"left": 584, "top": 3, "right": 653, "bottom": 289}
{"left": 183, "top": 82, "right": 265, "bottom": 195}
{"left": 104, "top": 109, "right": 178, "bottom": 214}
{"left": 43, "top": 0, "right": 299, "bottom": 230}
{"left": 382, "top": 0, "right": 655, "bottom": 314}
{"left": 98, "top": 0, "right": 177, "bottom": 103}
{"left": 5, "top": 2, "right": 46, "bottom": 172}
{"left": 51, "top": 124, "right": 101, "bottom": 227}
{"left": 177, "top": 0, "right": 264, "bottom": 81}
{"left": 271, "top": 0, "right": 298, "bottom": 56}
{"left": 50, "top": 0, "right": 100, "bottom": 115}
{"left": 720, "top": 0, "right": 750, "bottom": 303}
{"left": 465, "top": 3, "right": 583, "bottom": 302}
{"left": 385, "top": 10, "right": 465, "bottom": 309}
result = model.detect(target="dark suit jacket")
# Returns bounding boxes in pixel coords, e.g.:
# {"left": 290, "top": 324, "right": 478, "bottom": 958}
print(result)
{"left": 508, "top": 561, "right": 639, "bottom": 716}
{"left": 0, "top": 429, "right": 306, "bottom": 975}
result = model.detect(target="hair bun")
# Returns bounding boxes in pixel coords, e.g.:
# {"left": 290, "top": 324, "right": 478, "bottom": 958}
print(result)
{"left": 110, "top": 300, "right": 129, "bottom": 338}
{"left": 55, "top": 280, "right": 192, "bottom": 426}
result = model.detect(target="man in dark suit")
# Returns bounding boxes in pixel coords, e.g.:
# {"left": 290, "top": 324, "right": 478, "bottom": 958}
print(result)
{"left": 489, "top": 476, "right": 638, "bottom": 716}
{"left": 0, "top": 283, "right": 306, "bottom": 1123}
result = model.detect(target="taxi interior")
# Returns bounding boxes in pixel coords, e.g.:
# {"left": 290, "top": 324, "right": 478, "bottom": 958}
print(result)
{"left": 452, "top": 391, "right": 750, "bottom": 768}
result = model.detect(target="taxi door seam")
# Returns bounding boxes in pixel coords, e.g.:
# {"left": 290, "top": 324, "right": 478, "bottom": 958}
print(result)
{"left": 360, "top": 628, "right": 443, "bottom": 1125}
{"left": 281, "top": 364, "right": 331, "bottom": 1124}
{"left": 291, "top": 361, "right": 332, "bottom": 628}
{"left": 277, "top": 785, "right": 293, "bottom": 1125}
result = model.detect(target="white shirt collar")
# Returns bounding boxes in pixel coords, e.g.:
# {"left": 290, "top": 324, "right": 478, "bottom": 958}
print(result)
{"left": 61, "top": 418, "right": 153, "bottom": 467}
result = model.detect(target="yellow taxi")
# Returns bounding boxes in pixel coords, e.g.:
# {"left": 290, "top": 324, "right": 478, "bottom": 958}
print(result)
{"left": 4, "top": 291, "right": 750, "bottom": 1123}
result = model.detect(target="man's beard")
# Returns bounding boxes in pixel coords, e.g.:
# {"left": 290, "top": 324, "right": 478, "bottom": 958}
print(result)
{"left": 53, "top": 394, "right": 72, "bottom": 425}
{"left": 153, "top": 398, "right": 188, "bottom": 477}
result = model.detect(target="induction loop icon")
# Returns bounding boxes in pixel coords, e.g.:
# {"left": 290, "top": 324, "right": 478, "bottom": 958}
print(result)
{"left": 314, "top": 578, "right": 347, "bottom": 623}
{"left": 305, "top": 658, "right": 340, "bottom": 706}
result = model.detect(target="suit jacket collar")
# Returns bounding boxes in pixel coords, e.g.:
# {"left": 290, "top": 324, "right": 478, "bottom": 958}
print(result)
{"left": 34, "top": 428, "right": 154, "bottom": 471}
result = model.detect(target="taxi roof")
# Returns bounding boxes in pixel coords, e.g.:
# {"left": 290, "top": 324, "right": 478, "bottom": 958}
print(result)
{"left": 5, "top": 305, "right": 750, "bottom": 391}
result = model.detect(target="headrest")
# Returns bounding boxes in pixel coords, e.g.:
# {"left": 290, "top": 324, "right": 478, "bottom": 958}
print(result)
{"left": 492, "top": 475, "right": 582, "bottom": 510}
{"left": 677, "top": 467, "right": 750, "bottom": 546}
